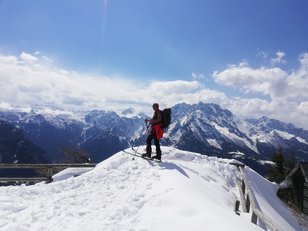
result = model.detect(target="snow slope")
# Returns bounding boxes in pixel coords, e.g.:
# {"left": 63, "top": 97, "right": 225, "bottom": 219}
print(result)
{"left": 0, "top": 147, "right": 298, "bottom": 231}
{"left": 245, "top": 167, "right": 305, "bottom": 231}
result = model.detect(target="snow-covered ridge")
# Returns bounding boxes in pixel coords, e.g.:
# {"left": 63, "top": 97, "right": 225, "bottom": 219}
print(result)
{"left": 0, "top": 147, "right": 304, "bottom": 231}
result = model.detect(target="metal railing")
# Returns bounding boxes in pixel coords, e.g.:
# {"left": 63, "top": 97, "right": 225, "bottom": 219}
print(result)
{"left": 0, "top": 163, "right": 96, "bottom": 184}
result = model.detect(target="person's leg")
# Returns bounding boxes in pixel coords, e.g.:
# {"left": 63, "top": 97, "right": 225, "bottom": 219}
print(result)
{"left": 153, "top": 134, "right": 161, "bottom": 159}
{"left": 145, "top": 133, "right": 154, "bottom": 157}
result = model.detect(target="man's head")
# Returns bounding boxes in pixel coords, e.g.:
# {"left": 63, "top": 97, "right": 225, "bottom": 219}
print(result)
{"left": 152, "top": 103, "right": 159, "bottom": 111}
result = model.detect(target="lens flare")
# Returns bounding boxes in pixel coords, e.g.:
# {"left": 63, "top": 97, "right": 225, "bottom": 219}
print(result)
{"left": 101, "top": 0, "right": 108, "bottom": 56}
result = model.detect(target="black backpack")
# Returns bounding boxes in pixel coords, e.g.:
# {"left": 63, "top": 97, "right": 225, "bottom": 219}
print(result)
{"left": 161, "top": 108, "right": 171, "bottom": 129}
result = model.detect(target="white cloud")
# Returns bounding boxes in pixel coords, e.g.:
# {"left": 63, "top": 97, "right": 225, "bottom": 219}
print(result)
{"left": 191, "top": 72, "right": 207, "bottom": 81}
{"left": 228, "top": 98, "right": 270, "bottom": 117}
{"left": 282, "top": 54, "right": 308, "bottom": 101}
{"left": 20, "top": 52, "right": 38, "bottom": 64}
{"left": 1, "top": 52, "right": 308, "bottom": 130}
{"left": 299, "top": 53, "right": 308, "bottom": 69}
{"left": 256, "top": 50, "right": 268, "bottom": 60}
{"left": 148, "top": 80, "right": 199, "bottom": 94}
{"left": 213, "top": 63, "right": 288, "bottom": 98}
{"left": 212, "top": 52, "right": 308, "bottom": 129}
{"left": 0, "top": 52, "right": 226, "bottom": 115}
{"left": 298, "top": 101, "right": 308, "bottom": 116}
{"left": 0, "top": 52, "right": 133, "bottom": 111}
{"left": 270, "top": 51, "right": 286, "bottom": 65}
{"left": 257, "top": 50, "right": 286, "bottom": 66}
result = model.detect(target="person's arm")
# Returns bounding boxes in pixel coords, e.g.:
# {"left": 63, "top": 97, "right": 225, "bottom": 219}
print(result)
{"left": 147, "top": 111, "right": 162, "bottom": 124}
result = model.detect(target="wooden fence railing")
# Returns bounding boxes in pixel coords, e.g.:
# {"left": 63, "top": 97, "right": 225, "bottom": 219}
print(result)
{"left": 0, "top": 163, "right": 96, "bottom": 184}
{"left": 238, "top": 166, "right": 282, "bottom": 231}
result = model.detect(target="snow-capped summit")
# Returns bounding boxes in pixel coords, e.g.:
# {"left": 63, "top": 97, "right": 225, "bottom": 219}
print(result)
{"left": 121, "top": 107, "right": 135, "bottom": 116}
{"left": 247, "top": 116, "right": 308, "bottom": 141}
{"left": 164, "top": 103, "right": 308, "bottom": 162}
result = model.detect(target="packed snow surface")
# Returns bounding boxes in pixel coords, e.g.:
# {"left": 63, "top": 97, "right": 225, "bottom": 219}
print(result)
{"left": 0, "top": 147, "right": 302, "bottom": 231}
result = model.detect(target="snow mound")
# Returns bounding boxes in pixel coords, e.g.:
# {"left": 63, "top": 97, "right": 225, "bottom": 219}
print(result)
{"left": 0, "top": 147, "right": 264, "bottom": 230}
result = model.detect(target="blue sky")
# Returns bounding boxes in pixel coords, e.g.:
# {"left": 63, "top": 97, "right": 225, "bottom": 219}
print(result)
{"left": 0, "top": 0, "right": 308, "bottom": 128}
{"left": 1, "top": 0, "right": 308, "bottom": 78}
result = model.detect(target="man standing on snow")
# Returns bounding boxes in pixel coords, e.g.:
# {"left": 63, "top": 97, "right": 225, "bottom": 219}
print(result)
{"left": 142, "top": 103, "right": 163, "bottom": 161}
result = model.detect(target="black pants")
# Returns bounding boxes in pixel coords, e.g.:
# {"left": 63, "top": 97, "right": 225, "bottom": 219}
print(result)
{"left": 146, "top": 130, "right": 161, "bottom": 157}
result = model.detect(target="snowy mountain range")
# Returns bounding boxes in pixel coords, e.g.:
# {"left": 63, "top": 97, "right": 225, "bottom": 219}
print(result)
{"left": 164, "top": 103, "right": 308, "bottom": 165}
{"left": 1, "top": 102, "right": 308, "bottom": 175}
{"left": 0, "top": 120, "right": 49, "bottom": 164}
{"left": 0, "top": 147, "right": 305, "bottom": 231}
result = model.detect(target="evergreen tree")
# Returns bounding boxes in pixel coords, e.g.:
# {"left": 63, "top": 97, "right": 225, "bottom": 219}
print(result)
{"left": 61, "top": 147, "right": 91, "bottom": 163}
{"left": 284, "top": 149, "right": 296, "bottom": 174}
{"left": 268, "top": 147, "right": 285, "bottom": 183}
{"left": 268, "top": 147, "right": 296, "bottom": 183}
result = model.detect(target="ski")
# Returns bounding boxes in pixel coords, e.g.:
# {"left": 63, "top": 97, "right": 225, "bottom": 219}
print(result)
{"left": 131, "top": 146, "right": 143, "bottom": 155}
{"left": 131, "top": 147, "right": 162, "bottom": 162}
{"left": 121, "top": 148, "right": 162, "bottom": 162}
{"left": 121, "top": 149, "right": 143, "bottom": 158}
{"left": 130, "top": 147, "right": 162, "bottom": 162}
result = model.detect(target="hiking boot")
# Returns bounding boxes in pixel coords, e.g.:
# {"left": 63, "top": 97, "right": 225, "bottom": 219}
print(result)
{"left": 142, "top": 153, "right": 151, "bottom": 158}
{"left": 152, "top": 155, "right": 161, "bottom": 161}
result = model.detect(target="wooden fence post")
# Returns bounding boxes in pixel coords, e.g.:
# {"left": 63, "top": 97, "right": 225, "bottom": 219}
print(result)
{"left": 246, "top": 194, "right": 250, "bottom": 213}
{"left": 251, "top": 211, "right": 258, "bottom": 224}
{"left": 241, "top": 178, "right": 246, "bottom": 194}
{"left": 46, "top": 167, "right": 53, "bottom": 183}
{"left": 234, "top": 200, "right": 240, "bottom": 215}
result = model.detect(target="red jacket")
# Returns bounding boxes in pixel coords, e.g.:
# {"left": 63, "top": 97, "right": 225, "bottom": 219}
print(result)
{"left": 152, "top": 124, "right": 164, "bottom": 140}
